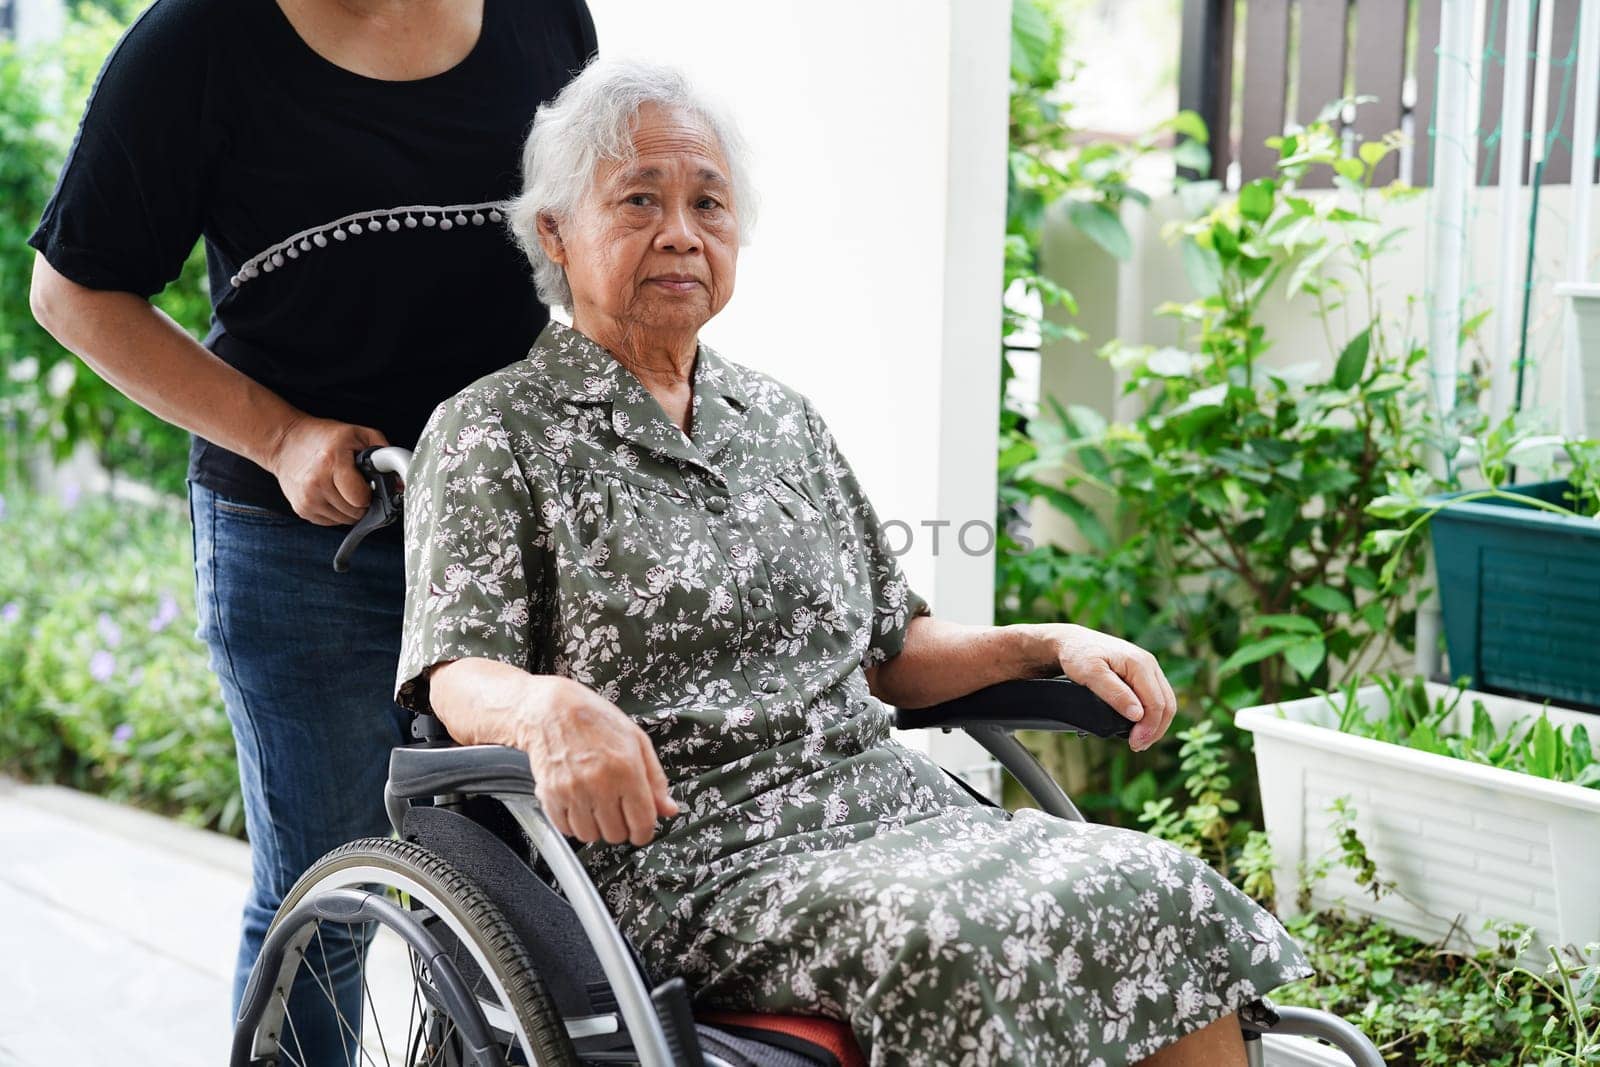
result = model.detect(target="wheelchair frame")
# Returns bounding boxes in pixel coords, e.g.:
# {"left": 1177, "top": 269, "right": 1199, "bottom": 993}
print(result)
{"left": 234, "top": 446, "right": 1385, "bottom": 1067}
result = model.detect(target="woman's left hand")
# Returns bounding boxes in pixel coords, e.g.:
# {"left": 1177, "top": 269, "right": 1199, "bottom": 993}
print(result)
{"left": 1047, "top": 623, "right": 1177, "bottom": 752}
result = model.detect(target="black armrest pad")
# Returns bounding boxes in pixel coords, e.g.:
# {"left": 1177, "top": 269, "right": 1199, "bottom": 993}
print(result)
{"left": 389, "top": 744, "right": 536, "bottom": 800}
{"left": 893, "top": 677, "right": 1133, "bottom": 738}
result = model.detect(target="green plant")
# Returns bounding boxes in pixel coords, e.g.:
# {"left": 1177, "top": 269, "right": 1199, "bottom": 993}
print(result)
{"left": 1136, "top": 719, "right": 1276, "bottom": 904}
{"left": 1023, "top": 112, "right": 1436, "bottom": 715}
{"left": 998, "top": 0, "right": 1210, "bottom": 824}
{"left": 0, "top": 486, "right": 241, "bottom": 834}
{"left": 1275, "top": 807, "right": 1600, "bottom": 1064}
{"left": 1495, "top": 937, "right": 1600, "bottom": 1064}
{"left": 1323, "top": 674, "right": 1600, "bottom": 788}
{"left": 1277, "top": 908, "right": 1598, "bottom": 1065}
{"left": 0, "top": 4, "right": 207, "bottom": 497}
{"left": 1366, "top": 417, "right": 1600, "bottom": 588}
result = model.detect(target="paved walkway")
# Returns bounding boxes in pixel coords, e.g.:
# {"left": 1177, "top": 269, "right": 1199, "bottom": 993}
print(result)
{"left": 0, "top": 777, "right": 248, "bottom": 1066}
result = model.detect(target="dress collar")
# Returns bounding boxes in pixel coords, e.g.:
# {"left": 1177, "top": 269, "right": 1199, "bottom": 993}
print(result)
{"left": 529, "top": 319, "right": 750, "bottom": 473}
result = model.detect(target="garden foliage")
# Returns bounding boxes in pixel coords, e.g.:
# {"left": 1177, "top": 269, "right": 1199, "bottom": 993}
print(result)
{"left": 999, "top": 101, "right": 1447, "bottom": 822}
{"left": 1327, "top": 674, "right": 1600, "bottom": 788}
{"left": 0, "top": 486, "right": 241, "bottom": 834}
{"left": 0, "top": 5, "right": 208, "bottom": 496}
{"left": 1149, "top": 719, "right": 1600, "bottom": 1064}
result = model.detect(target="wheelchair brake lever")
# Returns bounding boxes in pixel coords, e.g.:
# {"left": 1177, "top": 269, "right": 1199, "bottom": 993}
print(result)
{"left": 332, "top": 446, "right": 404, "bottom": 573}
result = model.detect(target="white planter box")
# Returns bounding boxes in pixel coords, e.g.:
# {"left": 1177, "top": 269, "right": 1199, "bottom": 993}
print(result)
{"left": 1237, "top": 683, "right": 1600, "bottom": 964}
{"left": 1557, "top": 281, "right": 1600, "bottom": 439}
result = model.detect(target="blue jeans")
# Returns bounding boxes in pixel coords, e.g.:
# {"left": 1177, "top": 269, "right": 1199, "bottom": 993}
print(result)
{"left": 188, "top": 481, "right": 409, "bottom": 1063}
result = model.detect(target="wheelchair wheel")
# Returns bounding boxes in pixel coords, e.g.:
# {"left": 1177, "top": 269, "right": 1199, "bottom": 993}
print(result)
{"left": 232, "top": 837, "right": 578, "bottom": 1067}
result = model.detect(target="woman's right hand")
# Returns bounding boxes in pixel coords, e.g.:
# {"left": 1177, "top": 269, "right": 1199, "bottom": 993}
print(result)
{"left": 266, "top": 413, "right": 390, "bottom": 525}
{"left": 513, "top": 676, "right": 679, "bottom": 847}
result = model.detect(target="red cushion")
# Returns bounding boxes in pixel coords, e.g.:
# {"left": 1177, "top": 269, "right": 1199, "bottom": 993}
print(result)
{"left": 696, "top": 1010, "right": 867, "bottom": 1067}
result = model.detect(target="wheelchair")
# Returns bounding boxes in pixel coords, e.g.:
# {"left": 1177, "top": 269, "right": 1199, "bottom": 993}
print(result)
{"left": 230, "top": 446, "right": 1384, "bottom": 1067}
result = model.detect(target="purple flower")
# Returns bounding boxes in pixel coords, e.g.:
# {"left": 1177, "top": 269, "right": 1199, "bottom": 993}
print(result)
{"left": 96, "top": 612, "right": 123, "bottom": 649}
{"left": 148, "top": 593, "right": 180, "bottom": 633}
{"left": 0, "top": 493, "right": 7, "bottom": 521}
{"left": 111, "top": 723, "right": 134, "bottom": 748}
{"left": 0, "top": 602, "right": 19, "bottom": 624}
{"left": 89, "top": 650, "right": 116, "bottom": 683}
{"left": 61, "top": 482, "right": 82, "bottom": 510}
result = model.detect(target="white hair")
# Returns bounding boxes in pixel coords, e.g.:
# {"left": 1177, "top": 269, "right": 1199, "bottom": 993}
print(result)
{"left": 505, "top": 59, "right": 758, "bottom": 309}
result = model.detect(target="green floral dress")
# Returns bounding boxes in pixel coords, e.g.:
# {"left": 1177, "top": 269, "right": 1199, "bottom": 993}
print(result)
{"left": 394, "top": 320, "right": 1311, "bottom": 1065}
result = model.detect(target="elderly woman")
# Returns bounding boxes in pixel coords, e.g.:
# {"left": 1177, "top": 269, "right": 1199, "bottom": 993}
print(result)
{"left": 394, "top": 59, "right": 1310, "bottom": 1067}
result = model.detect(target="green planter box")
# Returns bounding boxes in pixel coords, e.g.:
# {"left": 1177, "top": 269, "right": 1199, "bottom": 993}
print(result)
{"left": 1429, "top": 481, "right": 1600, "bottom": 710}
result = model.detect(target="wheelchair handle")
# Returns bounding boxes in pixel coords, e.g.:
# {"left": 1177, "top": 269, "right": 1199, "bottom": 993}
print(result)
{"left": 332, "top": 446, "right": 415, "bottom": 572}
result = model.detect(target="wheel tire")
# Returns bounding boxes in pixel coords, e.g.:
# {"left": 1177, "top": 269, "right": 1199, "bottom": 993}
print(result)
{"left": 265, "top": 836, "right": 579, "bottom": 1067}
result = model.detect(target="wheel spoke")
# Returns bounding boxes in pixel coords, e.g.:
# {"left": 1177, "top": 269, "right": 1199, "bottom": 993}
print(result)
{"left": 349, "top": 919, "right": 395, "bottom": 1064}
{"left": 278, "top": 987, "right": 309, "bottom": 1067}
{"left": 437, "top": 1012, "right": 459, "bottom": 1065}
{"left": 310, "top": 923, "right": 362, "bottom": 1067}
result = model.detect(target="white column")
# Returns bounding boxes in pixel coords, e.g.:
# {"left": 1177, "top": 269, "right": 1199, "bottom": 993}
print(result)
{"left": 1427, "top": 0, "right": 1476, "bottom": 432}
{"left": 921, "top": 0, "right": 1011, "bottom": 790}
{"left": 1417, "top": 0, "right": 1477, "bottom": 681}
{"left": 1489, "top": 0, "right": 1532, "bottom": 423}
{"left": 1561, "top": 0, "right": 1600, "bottom": 436}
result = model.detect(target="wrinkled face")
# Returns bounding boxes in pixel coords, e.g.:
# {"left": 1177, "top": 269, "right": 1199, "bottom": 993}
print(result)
{"left": 543, "top": 102, "right": 739, "bottom": 336}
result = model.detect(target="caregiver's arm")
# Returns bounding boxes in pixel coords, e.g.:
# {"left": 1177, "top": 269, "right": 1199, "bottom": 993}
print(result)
{"left": 866, "top": 617, "right": 1178, "bottom": 752}
{"left": 29, "top": 255, "right": 386, "bottom": 525}
{"left": 427, "top": 657, "right": 678, "bottom": 846}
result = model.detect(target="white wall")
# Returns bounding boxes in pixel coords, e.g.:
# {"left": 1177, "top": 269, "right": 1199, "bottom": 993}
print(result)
{"left": 584, "top": 3, "right": 1011, "bottom": 773}
{"left": 12, "top": 0, "right": 65, "bottom": 46}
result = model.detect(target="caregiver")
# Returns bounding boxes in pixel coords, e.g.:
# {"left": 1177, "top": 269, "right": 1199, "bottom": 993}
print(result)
{"left": 26, "top": 0, "right": 596, "bottom": 1057}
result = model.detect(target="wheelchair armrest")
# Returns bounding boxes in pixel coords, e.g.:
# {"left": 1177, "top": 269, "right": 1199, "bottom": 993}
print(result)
{"left": 893, "top": 677, "right": 1133, "bottom": 739}
{"left": 388, "top": 743, "right": 536, "bottom": 801}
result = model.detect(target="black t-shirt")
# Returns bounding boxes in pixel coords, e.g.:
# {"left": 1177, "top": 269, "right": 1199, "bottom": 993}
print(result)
{"left": 28, "top": 0, "right": 595, "bottom": 525}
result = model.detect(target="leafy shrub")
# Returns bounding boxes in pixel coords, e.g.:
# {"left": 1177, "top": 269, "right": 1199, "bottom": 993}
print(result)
{"left": 999, "top": 0, "right": 1209, "bottom": 826}
{"left": 1019, "top": 115, "right": 1435, "bottom": 711}
{"left": 0, "top": 5, "right": 208, "bottom": 496}
{"left": 0, "top": 485, "right": 241, "bottom": 834}
{"left": 1136, "top": 719, "right": 1277, "bottom": 905}
{"left": 999, "top": 111, "right": 1445, "bottom": 825}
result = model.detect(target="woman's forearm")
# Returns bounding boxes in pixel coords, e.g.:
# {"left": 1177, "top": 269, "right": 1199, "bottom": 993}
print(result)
{"left": 29, "top": 254, "right": 305, "bottom": 471}
{"left": 870, "top": 617, "right": 1178, "bottom": 750}
{"left": 867, "top": 617, "right": 1061, "bottom": 710}
{"left": 426, "top": 657, "right": 558, "bottom": 749}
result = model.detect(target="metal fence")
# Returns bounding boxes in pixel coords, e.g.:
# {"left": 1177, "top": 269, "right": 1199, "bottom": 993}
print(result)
{"left": 1180, "top": 0, "right": 1598, "bottom": 188}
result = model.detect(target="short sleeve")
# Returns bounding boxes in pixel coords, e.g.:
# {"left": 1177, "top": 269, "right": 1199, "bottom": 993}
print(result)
{"left": 801, "top": 397, "right": 932, "bottom": 667}
{"left": 27, "top": 0, "right": 212, "bottom": 298}
{"left": 394, "top": 392, "right": 545, "bottom": 715}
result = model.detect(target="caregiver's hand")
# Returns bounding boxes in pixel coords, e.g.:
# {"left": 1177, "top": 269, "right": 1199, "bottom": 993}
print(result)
{"left": 1049, "top": 623, "right": 1177, "bottom": 753}
{"left": 513, "top": 676, "right": 679, "bottom": 846}
{"left": 266, "top": 413, "right": 390, "bottom": 526}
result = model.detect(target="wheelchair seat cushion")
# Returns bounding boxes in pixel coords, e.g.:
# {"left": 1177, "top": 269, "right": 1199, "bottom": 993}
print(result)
{"left": 697, "top": 1012, "right": 865, "bottom": 1067}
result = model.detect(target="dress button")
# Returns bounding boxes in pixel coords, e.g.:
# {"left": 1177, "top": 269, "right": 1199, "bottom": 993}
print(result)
{"left": 761, "top": 678, "right": 784, "bottom": 693}
{"left": 748, "top": 587, "right": 769, "bottom": 606}
{"left": 706, "top": 496, "right": 728, "bottom": 514}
